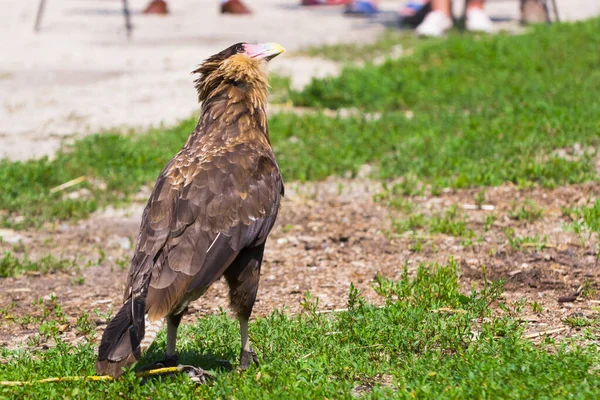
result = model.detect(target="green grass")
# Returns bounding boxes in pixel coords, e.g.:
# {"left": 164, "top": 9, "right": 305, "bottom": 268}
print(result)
{"left": 268, "top": 73, "right": 293, "bottom": 104}
{"left": 562, "top": 199, "right": 600, "bottom": 239}
{"left": 391, "top": 205, "right": 474, "bottom": 238}
{"left": 508, "top": 199, "right": 544, "bottom": 222}
{"left": 0, "top": 119, "right": 197, "bottom": 229}
{"left": 1, "top": 259, "right": 599, "bottom": 399}
{"left": 298, "top": 30, "right": 425, "bottom": 63}
{"left": 1, "top": 20, "right": 600, "bottom": 229}
{"left": 0, "top": 251, "right": 77, "bottom": 278}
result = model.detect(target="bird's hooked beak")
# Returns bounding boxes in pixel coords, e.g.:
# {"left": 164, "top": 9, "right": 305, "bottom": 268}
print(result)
{"left": 244, "top": 43, "right": 285, "bottom": 61}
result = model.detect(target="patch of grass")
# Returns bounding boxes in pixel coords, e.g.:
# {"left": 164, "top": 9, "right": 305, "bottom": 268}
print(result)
{"left": 563, "top": 315, "right": 596, "bottom": 329}
{"left": 292, "top": 19, "right": 600, "bottom": 183}
{"left": 393, "top": 213, "right": 427, "bottom": 234}
{"left": 2, "top": 260, "right": 600, "bottom": 398}
{"left": 268, "top": 73, "right": 292, "bottom": 104}
{"left": 0, "top": 251, "right": 77, "bottom": 278}
{"left": 531, "top": 301, "right": 543, "bottom": 314}
{"left": 392, "top": 205, "right": 473, "bottom": 238}
{"left": 504, "top": 229, "right": 548, "bottom": 251}
{"left": 562, "top": 200, "right": 600, "bottom": 242}
{"left": 430, "top": 205, "right": 473, "bottom": 237}
{"left": 0, "top": 119, "right": 197, "bottom": 229}
{"left": 298, "top": 29, "right": 425, "bottom": 63}
{"left": 509, "top": 199, "right": 544, "bottom": 222}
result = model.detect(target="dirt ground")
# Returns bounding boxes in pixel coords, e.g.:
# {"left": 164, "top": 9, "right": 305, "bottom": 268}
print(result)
{"left": 1, "top": 178, "right": 599, "bottom": 350}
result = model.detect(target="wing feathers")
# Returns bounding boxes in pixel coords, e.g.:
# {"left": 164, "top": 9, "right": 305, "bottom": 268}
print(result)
{"left": 125, "top": 140, "right": 282, "bottom": 322}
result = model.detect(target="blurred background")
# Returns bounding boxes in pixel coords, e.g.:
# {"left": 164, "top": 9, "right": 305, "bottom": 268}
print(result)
{"left": 1, "top": 0, "right": 598, "bottom": 161}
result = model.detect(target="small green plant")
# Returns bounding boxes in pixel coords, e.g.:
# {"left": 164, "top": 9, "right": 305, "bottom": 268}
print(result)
{"left": 563, "top": 315, "right": 592, "bottom": 328}
{"left": 409, "top": 235, "right": 424, "bottom": 253}
{"left": 505, "top": 229, "right": 548, "bottom": 251}
{"left": 581, "top": 200, "right": 600, "bottom": 233}
{"left": 115, "top": 256, "right": 130, "bottom": 271}
{"left": 75, "top": 312, "right": 95, "bottom": 337}
{"left": 393, "top": 174, "right": 423, "bottom": 197}
{"left": 70, "top": 276, "right": 85, "bottom": 285}
{"left": 509, "top": 199, "right": 543, "bottom": 222}
{"left": 430, "top": 206, "right": 473, "bottom": 237}
{"left": 581, "top": 280, "right": 597, "bottom": 300}
{"left": 484, "top": 214, "right": 496, "bottom": 231}
{"left": 392, "top": 213, "right": 427, "bottom": 233}
{"left": 0, "top": 251, "right": 77, "bottom": 278}
{"left": 475, "top": 190, "right": 487, "bottom": 207}
{"left": 531, "top": 301, "right": 543, "bottom": 313}
{"left": 300, "top": 291, "right": 319, "bottom": 314}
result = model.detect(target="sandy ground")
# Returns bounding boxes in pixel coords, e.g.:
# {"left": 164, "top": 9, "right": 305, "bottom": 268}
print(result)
{"left": 1, "top": 0, "right": 598, "bottom": 161}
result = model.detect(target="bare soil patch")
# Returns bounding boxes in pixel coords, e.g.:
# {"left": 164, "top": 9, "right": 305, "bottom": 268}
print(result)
{"left": 1, "top": 179, "right": 599, "bottom": 350}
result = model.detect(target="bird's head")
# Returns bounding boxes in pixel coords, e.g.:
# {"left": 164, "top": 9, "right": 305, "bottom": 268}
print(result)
{"left": 193, "top": 42, "right": 285, "bottom": 105}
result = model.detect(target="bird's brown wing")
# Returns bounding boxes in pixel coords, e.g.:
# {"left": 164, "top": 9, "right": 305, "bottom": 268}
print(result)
{"left": 125, "top": 145, "right": 283, "bottom": 321}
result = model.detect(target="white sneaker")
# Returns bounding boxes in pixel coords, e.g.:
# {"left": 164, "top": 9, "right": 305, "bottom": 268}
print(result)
{"left": 416, "top": 11, "right": 453, "bottom": 37}
{"left": 466, "top": 8, "right": 494, "bottom": 33}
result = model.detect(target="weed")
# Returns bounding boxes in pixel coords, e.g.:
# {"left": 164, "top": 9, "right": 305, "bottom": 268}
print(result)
{"left": 392, "top": 213, "right": 427, "bottom": 233}
{"left": 484, "top": 214, "right": 496, "bottom": 231}
{"left": 0, "top": 251, "right": 77, "bottom": 278}
{"left": 430, "top": 206, "right": 473, "bottom": 237}
{"left": 509, "top": 199, "right": 543, "bottom": 222}
{"left": 563, "top": 315, "right": 593, "bottom": 328}
{"left": 474, "top": 190, "right": 486, "bottom": 207}
{"left": 531, "top": 301, "right": 543, "bottom": 314}
{"left": 75, "top": 312, "right": 95, "bottom": 338}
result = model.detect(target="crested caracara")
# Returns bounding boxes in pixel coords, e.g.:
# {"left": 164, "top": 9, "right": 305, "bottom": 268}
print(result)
{"left": 96, "top": 42, "right": 285, "bottom": 378}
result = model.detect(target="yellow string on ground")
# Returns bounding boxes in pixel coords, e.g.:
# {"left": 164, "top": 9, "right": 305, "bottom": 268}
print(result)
{"left": 0, "top": 366, "right": 181, "bottom": 387}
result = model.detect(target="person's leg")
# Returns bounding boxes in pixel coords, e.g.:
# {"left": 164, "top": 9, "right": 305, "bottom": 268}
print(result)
{"left": 221, "top": 0, "right": 252, "bottom": 14}
{"left": 467, "top": 0, "right": 485, "bottom": 10}
{"left": 431, "top": 0, "right": 451, "bottom": 16}
{"left": 465, "top": 0, "right": 493, "bottom": 32}
{"left": 143, "top": 0, "right": 168, "bottom": 15}
{"left": 416, "top": 0, "right": 453, "bottom": 37}
{"left": 520, "top": 0, "right": 549, "bottom": 24}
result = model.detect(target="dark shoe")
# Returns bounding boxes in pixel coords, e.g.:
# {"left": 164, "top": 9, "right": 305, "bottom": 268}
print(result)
{"left": 143, "top": 0, "right": 169, "bottom": 15}
{"left": 221, "top": 0, "right": 252, "bottom": 15}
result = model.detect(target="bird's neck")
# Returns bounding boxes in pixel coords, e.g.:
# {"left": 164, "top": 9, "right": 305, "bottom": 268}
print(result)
{"left": 199, "top": 82, "right": 269, "bottom": 138}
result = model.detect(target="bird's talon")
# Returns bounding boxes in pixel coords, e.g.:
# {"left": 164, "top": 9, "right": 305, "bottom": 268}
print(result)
{"left": 239, "top": 349, "right": 259, "bottom": 370}
{"left": 178, "top": 365, "right": 216, "bottom": 385}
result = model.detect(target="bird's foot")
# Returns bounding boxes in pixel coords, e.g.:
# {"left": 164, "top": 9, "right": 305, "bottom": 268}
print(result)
{"left": 239, "top": 348, "right": 259, "bottom": 370}
{"left": 178, "top": 365, "right": 216, "bottom": 385}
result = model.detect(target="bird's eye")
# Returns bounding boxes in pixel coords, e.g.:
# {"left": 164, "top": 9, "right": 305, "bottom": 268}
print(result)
{"left": 236, "top": 44, "right": 245, "bottom": 53}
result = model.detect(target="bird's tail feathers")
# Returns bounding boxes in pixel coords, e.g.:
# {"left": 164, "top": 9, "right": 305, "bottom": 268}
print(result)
{"left": 96, "top": 296, "right": 147, "bottom": 378}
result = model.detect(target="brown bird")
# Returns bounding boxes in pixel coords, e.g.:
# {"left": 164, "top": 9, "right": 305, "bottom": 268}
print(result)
{"left": 96, "top": 42, "right": 285, "bottom": 378}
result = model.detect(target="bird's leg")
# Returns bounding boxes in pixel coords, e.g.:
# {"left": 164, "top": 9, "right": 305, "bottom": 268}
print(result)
{"left": 224, "top": 245, "right": 264, "bottom": 370}
{"left": 164, "top": 312, "right": 183, "bottom": 365}
{"left": 143, "top": 309, "right": 185, "bottom": 369}
{"left": 238, "top": 315, "right": 259, "bottom": 369}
